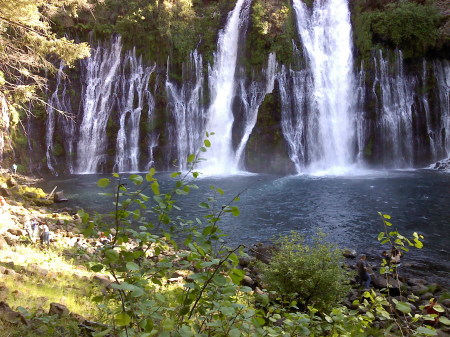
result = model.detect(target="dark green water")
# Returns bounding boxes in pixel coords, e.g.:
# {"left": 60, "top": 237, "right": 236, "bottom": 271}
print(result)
{"left": 40, "top": 169, "right": 450, "bottom": 286}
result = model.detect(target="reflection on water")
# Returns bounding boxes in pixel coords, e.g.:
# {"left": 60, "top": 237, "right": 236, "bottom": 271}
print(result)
{"left": 39, "top": 170, "right": 450, "bottom": 286}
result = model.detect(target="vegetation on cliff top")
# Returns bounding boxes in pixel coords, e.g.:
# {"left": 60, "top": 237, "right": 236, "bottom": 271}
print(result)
{"left": 352, "top": 0, "right": 447, "bottom": 60}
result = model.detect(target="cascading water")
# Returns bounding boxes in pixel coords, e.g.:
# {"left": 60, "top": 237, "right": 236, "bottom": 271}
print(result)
{"left": 114, "top": 49, "right": 155, "bottom": 173}
{"left": 433, "top": 60, "right": 450, "bottom": 158}
{"left": 287, "top": 0, "right": 356, "bottom": 174}
{"left": 373, "top": 50, "right": 415, "bottom": 167}
{"left": 234, "top": 53, "right": 277, "bottom": 168}
{"left": 202, "top": 0, "right": 252, "bottom": 174}
{"left": 76, "top": 36, "right": 122, "bottom": 173}
{"left": 46, "top": 62, "right": 75, "bottom": 174}
{"left": 166, "top": 51, "right": 205, "bottom": 171}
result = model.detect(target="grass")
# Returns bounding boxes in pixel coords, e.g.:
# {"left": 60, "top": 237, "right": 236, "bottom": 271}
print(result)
{"left": 0, "top": 244, "right": 105, "bottom": 321}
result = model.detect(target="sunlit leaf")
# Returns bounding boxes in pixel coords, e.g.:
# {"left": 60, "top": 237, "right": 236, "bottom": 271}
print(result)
{"left": 97, "top": 178, "right": 110, "bottom": 188}
{"left": 115, "top": 312, "right": 131, "bottom": 326}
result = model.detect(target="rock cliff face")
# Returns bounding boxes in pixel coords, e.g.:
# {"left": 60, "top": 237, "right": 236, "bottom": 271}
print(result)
{"left": 3, "top": 0, "right": 450, "bottom": 175}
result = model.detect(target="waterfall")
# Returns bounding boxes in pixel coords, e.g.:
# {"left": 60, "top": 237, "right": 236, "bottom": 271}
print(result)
{"left": 114, "top": 49, "right": 155, "bottom": 172}
{"left": 76, "top": 36, "right": 123, "bottom": 173}
{"left": 433, "top": 60, "right": 450, "bottom": 159}
{"left": 235, "top": 53, "right": 277, "bottom": 168}
{"left": 166, "top": 51, "right": 205, "bottom": 171}
{"left": 373, "top": 50, "right": 415, "bottom": 167}
{"left": 279, "top": 62, "right": 313, "bottom": 172}
{"left": 202, "top": 0, "right": 252, "bottom": 174}
{"left": 290, "top": 0, "right": 356, "bottom": 174}
{"left": 45, "top": 62, "right": 76, "bottom": 174}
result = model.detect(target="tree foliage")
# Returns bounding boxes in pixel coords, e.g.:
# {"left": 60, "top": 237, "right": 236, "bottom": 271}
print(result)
{"left": 0, "top": 0, "right": 90, "bottom": 109}
{"left": 352, "top": 0, "right": 443, "bottom": 59}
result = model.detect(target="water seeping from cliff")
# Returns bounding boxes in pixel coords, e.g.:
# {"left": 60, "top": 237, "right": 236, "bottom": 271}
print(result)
{"left": 201, "top": 0, "right": 252, "bottom": 175}
{"left": 287, "top": 0, "right": 356, "bottom": 174}
{"left": 166, "top": 51, "right": 205, "bottom": 172}
{"left": 114, "top": 50, "right": 155, "bottom": 173}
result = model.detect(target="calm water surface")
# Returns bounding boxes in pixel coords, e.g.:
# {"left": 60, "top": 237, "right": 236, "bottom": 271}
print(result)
{"left": 40, "top": 170, "right": 450, "bottom": 286}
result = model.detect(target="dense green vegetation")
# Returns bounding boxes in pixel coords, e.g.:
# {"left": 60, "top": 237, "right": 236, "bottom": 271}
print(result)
{"left": 352, "top": 0, "right": 447, "bottom": 60}
{"left": 257, "top": 232, "right": 351, "bottom": 311}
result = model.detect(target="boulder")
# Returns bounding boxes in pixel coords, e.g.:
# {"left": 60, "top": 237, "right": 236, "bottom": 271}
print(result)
{"left": 412, "top": 285, "right": 430, "bottom": 296}
{"left": 372, "top": 274, "right": 404, "bottom": 290}
{"left": 441, "top": 298, "right": 450, "bottom": 308}
{"left": 48, "top": 302, "right": 69, "bottom": 317}
{"left": 342, "top": 248, "right": 357, "bottom": 258}
{"left": 407, "top": 278, "right": 427, "bottom": 287}
{"left": 250, "top": 243, "right": 277, "bottom": 264}
{"left": 27, "top": 264, "right": 49, "bottom": 277}
{"left": 239, "top": 256, "right": 252, "bottom": 267}
{"left": 93, "top": 275, "right": 112, "bottom": 288}
{"left": 421, "top": 293, "right": 434, "bottom": 301}
{"left": 7, "top": 228, "right": 24, "bottom": 237}
{"left": 242, "top": 275, "right": 255, "bottom": 287}
{"left": 54, "top": 191, "right": 68, "bottom": 203}
{"left": 0, "top": 301, "right": 28, "bottom": 325}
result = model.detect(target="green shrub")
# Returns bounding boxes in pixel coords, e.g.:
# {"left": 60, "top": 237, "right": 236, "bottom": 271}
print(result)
{"left": 258, "top": 231, "right": 352, "bottom": 310}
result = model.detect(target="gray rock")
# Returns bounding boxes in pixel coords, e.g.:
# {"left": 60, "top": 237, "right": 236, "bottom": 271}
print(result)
{"left": 371, "top": 274, "right": 403, "bottom": 290}
{"left": 407, "top": 278, "right": 427, "bottom": 287}
{"left": 49, "top": 302, "right": 69, "bottom": 317}
{"left": 0, "top": 301, "right": 28, "bottom": 325}
{"left": 421, "top": 292, "right": 434, "bottom": 301}
{"left": 93, "top": 275, "right": 112, "bottom": 288}
{"left": 242, "top": 275, "right": 255, "bottom": 287}
{"left": 342, "top": 248, "right": 357, "bottom": 258}
{"left": 411, "top": 285, "right": 429, "bottom": 296}
{"left": 27, "top": 264, "right": 49, "bottom": 277}
{"left": 239, "top": 256, "right": 251, "bottom": 267}
{"left": 441, "top": 298, "right": 450, "bottom": 308}
{"left": 54, "top": 191, "right": 68, "bottom": 203}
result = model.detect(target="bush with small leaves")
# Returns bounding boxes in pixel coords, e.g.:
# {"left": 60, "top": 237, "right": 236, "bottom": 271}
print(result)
{"left": 258, "top": 231, "right": 352, "bottom": 311}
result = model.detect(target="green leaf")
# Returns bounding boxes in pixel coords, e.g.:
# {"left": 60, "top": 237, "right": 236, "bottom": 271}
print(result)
{"left": 383, "top": 214, "right": 391, "bottom": 219}
{"left": 115, "top": 312, "right": 131, "bottom": 326}
{"left": 92, "top": 328, "right": 112, "bottom": 337}
{"left": 129, "top": 174, "right": 143, "bottom": 185}
{"left": 231, "top": 206, "right": 240, "bottom": 217}
{"left": 415, "top": 326, "right": 437, "bottom": 336}
{"left": 204, "top": 139, "right": 211, "bottom": 147}
{"left": 112, "top": 172, "right": 119, "bottom": 178}
{"left": 97, "top": 178, "right": 110, "bottom": 188}
{"left": 199, "top": 202, "right": 209, "bottom": 209}
{"left": 395, "top": 301, "right": 411, "bottom": 314}
{"left": 131, "top": 286, "right": 145, "bottom": 298}
{"left": 229, "top": 268, "right": 245, "bottom": 284}
{"left": 384, "top": 221, "right": 393, "bottom": 227}
{"left": 105, "top": 249, "right": 119, "bottom": 262}
{"left": 229, "top": 329, "right": 241, "bottom": 337}
{"left": 378, "top": 232, "right": 384, "bottom": 241}
{"left": 440, "top": 317, "right": 450, "bottom": 325}
{"left": 151, "top": 181, "right": 160, "bottom": 195}
{"left": 187, "top": 154, "right": 195, "bottom": 163}
{"left": 126, "top": 262, "right": 139, "bottom": 271}
{"left": 91, "top": 264, "right": 104, "bottom": 272}
{"left": 170, "top": 171, "right": 181, "bottom": 178}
